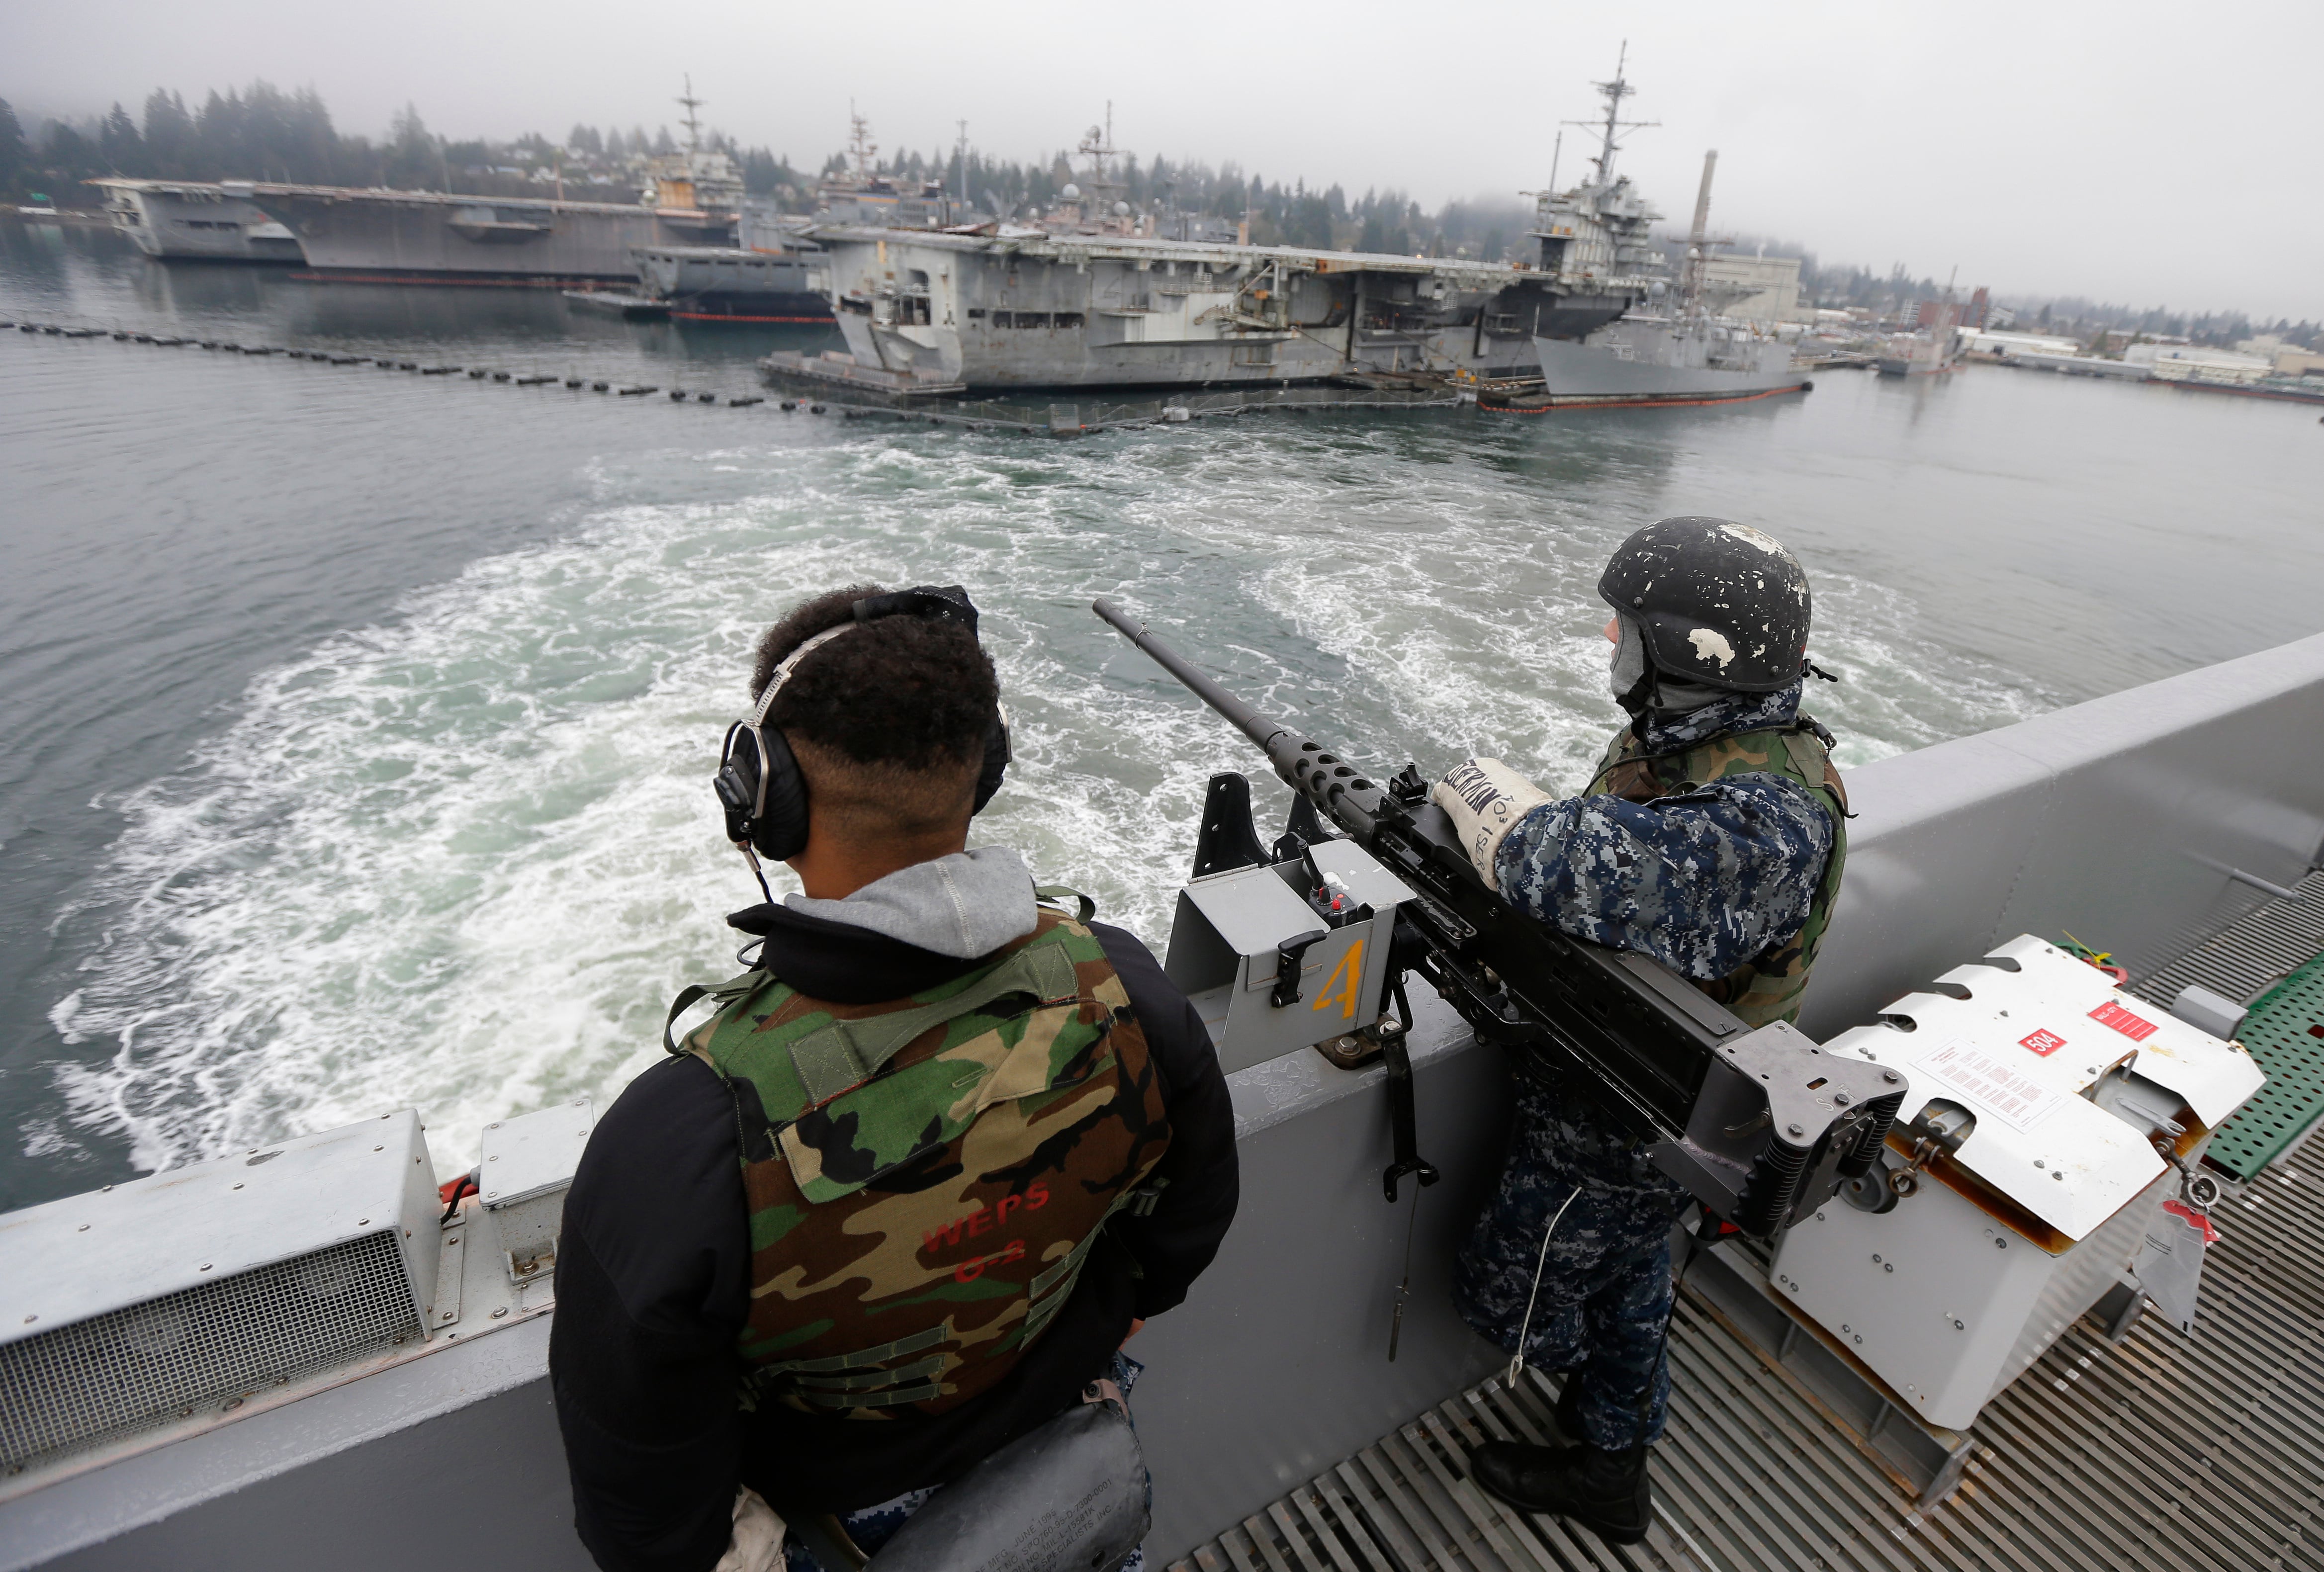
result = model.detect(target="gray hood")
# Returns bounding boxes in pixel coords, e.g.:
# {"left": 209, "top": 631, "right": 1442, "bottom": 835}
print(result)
{"left": 784, "top": 847, "right": 1040, "bottom": 959}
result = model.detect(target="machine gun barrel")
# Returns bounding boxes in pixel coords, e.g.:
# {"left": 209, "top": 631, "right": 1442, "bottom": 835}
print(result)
{"left": 1092, "top": 597, "right": 1908, "bottom": 1238}
{"left": 1092, "top": 598, "right": 1394, "bottom": 842}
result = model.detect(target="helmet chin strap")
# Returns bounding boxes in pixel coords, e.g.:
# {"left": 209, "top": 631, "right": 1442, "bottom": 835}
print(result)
{"left": 1613, "top": 668, "right": 1658, "bottom": 720}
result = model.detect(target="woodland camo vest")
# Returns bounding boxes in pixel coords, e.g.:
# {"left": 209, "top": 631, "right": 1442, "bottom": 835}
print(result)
{"left": 673, "top": 909, "right": 1171, "bottom": 1419}
{"left": 1584, "top": 715, "right": 1849, "bottom": 1028}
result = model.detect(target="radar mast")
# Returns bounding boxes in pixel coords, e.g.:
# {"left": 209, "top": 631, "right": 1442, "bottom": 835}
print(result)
{"left": 1561, "top": 41, "right": 1658, "bottom": 187}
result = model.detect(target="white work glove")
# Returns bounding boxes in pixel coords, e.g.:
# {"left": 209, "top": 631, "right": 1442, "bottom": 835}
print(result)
{"left": 713, "top": 1485, "right": 787, "bottom": 1572}
{"left": 1431, "top": 759, "right": 1554, "bottom": 884}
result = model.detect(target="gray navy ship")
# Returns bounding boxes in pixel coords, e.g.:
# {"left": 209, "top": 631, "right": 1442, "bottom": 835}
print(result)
{"left": 93, "top": 85, "right": 747, "bottom": 287}
{"left": 769, "top": 108, "right": 1663, "bottom": 395}
{"left": 1484, "top": 93, "right": 1812, "bottom": 414}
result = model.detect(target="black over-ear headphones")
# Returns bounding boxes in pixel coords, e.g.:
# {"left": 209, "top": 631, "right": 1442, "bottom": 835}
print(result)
{"left": 713, "top": 585, "right": 1012, "bottom": 862}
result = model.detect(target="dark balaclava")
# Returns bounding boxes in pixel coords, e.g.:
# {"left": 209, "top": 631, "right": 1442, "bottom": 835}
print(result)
{"left": 1608, "top": 613, "right": 1724, "bottom": 720}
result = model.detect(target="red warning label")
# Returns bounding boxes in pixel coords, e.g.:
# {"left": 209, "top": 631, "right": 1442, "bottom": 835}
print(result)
{"left": 2089, "top": 1000, "right": 2159, "bottom": 1041}
{"left": 2019, "top": 1028, "right": 2067, "bottom": 1057}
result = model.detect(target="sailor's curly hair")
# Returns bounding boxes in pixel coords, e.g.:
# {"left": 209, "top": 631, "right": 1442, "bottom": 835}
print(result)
{"left": 750, "top": 584, "right": 999, "bottom": 772}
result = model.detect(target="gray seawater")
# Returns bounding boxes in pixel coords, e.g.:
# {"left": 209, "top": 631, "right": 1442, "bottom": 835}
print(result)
{"left": 2, "top": 218, "right": 2320, "bottom": 1210}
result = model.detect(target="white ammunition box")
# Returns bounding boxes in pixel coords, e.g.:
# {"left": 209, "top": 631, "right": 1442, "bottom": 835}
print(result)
{"left": 1772, "top": 935, "right": 2264, "bottom": 1429}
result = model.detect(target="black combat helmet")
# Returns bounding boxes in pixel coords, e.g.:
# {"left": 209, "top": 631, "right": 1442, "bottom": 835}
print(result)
{"left": 1598, "top": 516, "right": 1812, "bottom": 694}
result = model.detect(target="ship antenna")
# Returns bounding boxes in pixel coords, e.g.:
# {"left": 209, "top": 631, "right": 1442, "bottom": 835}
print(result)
{"left": 1561, "top": 40, "right": 1658, "bottom": 186}
{"left": 849, "top": 103, "right": 877, "bottom": 182}
{"left": 676, "top": 75, "right": 705, "bottom": 153}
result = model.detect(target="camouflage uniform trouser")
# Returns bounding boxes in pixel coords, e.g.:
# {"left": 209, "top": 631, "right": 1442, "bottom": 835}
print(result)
{"left": 1453, "top": 1068, "right": 1691, "bottom": 1450}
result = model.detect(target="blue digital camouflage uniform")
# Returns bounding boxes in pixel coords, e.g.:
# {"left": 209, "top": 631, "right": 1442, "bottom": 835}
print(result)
{"left": 1452, "top": 680, "right": 1837, "bottom": 1450}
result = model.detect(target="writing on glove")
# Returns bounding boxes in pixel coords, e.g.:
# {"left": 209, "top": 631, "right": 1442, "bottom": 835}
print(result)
{"left": 1430, "top": 759, "right": 1553, "bottom": 885}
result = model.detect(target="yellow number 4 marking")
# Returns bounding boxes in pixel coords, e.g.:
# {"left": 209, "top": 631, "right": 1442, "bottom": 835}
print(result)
{"left": 1311, "top": 939, "right": 1365, "bottom": 1021}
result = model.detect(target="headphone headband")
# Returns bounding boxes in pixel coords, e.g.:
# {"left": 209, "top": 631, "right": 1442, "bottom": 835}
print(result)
{"left": 752, "top": 584, "right": 982, "bottom": 726}
{"left": 751, "top": 622, "right": 861, "bottom": 726}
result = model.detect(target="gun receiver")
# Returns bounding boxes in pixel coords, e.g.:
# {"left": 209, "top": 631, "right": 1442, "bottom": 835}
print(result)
{"left": 1093, "top": 598, "right": 1904, "bottom": 1236}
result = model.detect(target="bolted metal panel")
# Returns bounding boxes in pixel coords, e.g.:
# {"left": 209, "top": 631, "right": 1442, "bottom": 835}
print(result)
{"left": 0, "top": 1230, "right": 421, "bottom": 1474}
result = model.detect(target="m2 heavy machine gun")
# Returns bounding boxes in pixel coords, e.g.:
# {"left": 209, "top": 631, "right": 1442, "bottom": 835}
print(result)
{"left": 1093, "top": 599, "right": 1904, "bottom": 1239}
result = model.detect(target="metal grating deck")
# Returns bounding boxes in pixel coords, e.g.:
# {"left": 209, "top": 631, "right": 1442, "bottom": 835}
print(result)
{"left": 2133, "top": 870, "right": 2324, "bottom": 1180}
{"left": 1173, "top": 880, "right": 2324, "bottom": 1572}
{"left": 2136, "top": 869, "right": 2324, "bottom": 1018}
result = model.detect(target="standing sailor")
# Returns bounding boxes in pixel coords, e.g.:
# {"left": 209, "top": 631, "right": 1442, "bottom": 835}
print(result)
{"left": 1429, "top": 519, "right": 1847, "bottom": 1545}
{"left": 550, "top": 584, "right": 1239, "bottom": 1572}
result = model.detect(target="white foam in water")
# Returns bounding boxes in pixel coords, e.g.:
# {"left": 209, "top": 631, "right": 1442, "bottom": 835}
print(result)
{"left": 48, "top": 424, "right": 2051, "bottom": 1176}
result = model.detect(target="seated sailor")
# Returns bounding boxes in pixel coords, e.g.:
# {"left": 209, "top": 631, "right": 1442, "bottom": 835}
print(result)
{"left": 1429, "top": 518, "right": 1849, "bottom": 1545}
{"left": 550, "top": 583, "right": 1240, "bottom": 1572}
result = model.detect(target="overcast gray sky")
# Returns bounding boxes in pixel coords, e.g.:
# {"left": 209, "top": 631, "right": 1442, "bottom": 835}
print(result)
{"left": 12, "top": 0, "right": 2322, "bottom": 320}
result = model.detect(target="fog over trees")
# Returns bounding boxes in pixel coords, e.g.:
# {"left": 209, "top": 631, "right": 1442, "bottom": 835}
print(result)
{"left": 2, "top": 82, "right": 2312, "bottom": 350}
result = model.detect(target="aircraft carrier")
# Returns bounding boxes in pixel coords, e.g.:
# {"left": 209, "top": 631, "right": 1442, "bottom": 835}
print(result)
{"left": 771, "top": 103, "right": 1663, "bottom": 394}
{"left": 105, "top": 86, "right": 749, "bottom": 287}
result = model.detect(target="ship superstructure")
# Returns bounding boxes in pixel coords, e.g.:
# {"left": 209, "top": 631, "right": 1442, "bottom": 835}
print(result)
{"left": 633, "top": 77, "right": 748, "bottom": 242}
{"left": 1525, "top": 44, "right": 1672, "bottom": 306}
{"left": 1878, "top": 272, "right": 1967, "bottom": 376}
{"left": 1489, "top": 65, "right": 1811, "bottom": 413}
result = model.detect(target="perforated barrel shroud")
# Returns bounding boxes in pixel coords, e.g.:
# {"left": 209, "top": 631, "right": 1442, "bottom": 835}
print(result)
{"left": 0, "top": 1231, "right": 422, "bottom": 1473}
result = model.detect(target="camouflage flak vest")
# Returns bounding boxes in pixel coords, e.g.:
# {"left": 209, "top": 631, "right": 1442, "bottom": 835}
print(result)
{"left": 1584, "top": 715, "right": 1849, "bottom": 1028}
{"left": 673, "top": 909, "right": 1172, "bottom": 1419}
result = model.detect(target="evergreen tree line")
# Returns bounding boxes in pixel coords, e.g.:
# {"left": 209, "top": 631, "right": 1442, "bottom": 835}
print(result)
{"left": 0, "top": 83, "right": 2308, "bottom": 347}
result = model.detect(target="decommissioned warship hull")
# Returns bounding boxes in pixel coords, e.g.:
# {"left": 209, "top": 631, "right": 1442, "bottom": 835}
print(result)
{"left": 1484, "top": 320, "right": 1809, "bottom": 412}
{"left": 632, "top": 245, "right": 832, "bottom": 322}
{"left": 797, "top": 225, "right": 1639, "bottom": 393}
{"left": 88, "top": 180, "right": 304, "bottom": 263}
{"left": 232, "top": 183, "right": 736, "bottom": 285}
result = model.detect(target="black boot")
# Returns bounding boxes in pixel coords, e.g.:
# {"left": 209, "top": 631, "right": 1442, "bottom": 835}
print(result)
{"left": 1467, "top": 1439, "right": 1652, "bottom": 1546}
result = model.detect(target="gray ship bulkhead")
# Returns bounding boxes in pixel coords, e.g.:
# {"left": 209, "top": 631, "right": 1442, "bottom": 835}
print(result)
{"left": 632, "top": 245, "right": 832, "bottom": 322}
{"left": 217, "top": 183, "right": 735, "bottom": 284}
{"left": 809, "top": 226, "right": 1638, "bottom": 391}
{"left": 1524, "top": 319, "right": 1809, "bottom": 407}
{"left": 4, "top": 632, "right": 2323, "bottom": 1570}
{"left": 87, "top": 181, "right": 304, "bottom": 263}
